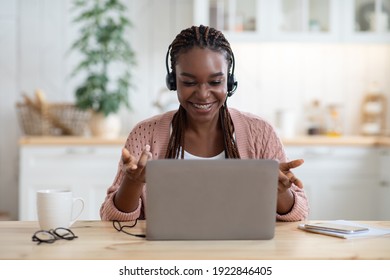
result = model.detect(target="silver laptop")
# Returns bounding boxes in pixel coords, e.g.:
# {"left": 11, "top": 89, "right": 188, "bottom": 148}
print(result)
{"left": 145, "top": 159, "right": 278, "bottom": 240}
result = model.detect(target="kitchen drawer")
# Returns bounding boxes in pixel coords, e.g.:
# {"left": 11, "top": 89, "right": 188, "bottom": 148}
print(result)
{"left": 285, "top": 145, "right": 383, "bottom": 220}
{"left": 19, "top": 145, "right": 122, "bottom": 221}
{"left": 286, "top": 146, "right": 380, "bottom": 175}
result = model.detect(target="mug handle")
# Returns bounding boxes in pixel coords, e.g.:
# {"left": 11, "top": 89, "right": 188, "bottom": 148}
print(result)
{"left": 69, "top": 197, "right": 85, "bottom": 227}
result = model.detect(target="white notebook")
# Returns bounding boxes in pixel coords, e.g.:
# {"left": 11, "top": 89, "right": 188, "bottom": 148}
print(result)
{"left": 299, "top": 220, "right": 390, "bottom": 239}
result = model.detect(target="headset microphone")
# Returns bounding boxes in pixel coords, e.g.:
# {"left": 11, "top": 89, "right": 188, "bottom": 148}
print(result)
{"left": 165, "top": 45, "right": 238, "bottom": 96}
{"left": 227, "top": 52, "right": 238, "bottom": 97}
{"left": 165, "top": 45, "right": 177, "bottom": 91}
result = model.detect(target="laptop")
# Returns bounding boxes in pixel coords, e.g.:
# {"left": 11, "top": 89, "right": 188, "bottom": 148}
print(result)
{"left": 145, "top": 159, "right": 279, "bottom": 240}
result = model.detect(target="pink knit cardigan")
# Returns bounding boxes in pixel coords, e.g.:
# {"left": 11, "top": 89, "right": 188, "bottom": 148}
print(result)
{"left": 100, "top": 108, "right": 309, "bottom": 222}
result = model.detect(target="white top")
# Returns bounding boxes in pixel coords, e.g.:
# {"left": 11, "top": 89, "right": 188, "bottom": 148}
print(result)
{"left": 183, "top": 150, "right": 225, "bottom": 160}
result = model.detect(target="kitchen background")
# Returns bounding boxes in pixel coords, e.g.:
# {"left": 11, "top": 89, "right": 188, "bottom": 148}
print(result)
{"left": 1, "top": 0, "right": 390, "bottom": 221}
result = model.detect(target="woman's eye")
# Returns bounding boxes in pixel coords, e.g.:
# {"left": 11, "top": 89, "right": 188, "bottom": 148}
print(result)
{"left": 182, "top": 81, "right": 196, "bottom": 86}
{"left": 209, "top": 80, "right": 222, "bottom": 86}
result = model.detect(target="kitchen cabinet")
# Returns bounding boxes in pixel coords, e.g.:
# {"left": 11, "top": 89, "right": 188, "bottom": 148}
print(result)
{"left": 285, "top": 146, "right": 383, "bottom": 220}
{"left": 194, "top": 0, "right": 339, "bottom": 41}
{"left": 272, "top": 0, "right": 340, "bottom": 41}
{"left": 193, "top": 0, "right": 390, "bottom": 42}
{"left": 276, "top": 0, "right": 332, "bottom": 33}
{"left": 18, "top": 137, "right": 390, "bottom": 221}
{"left": 194, "top": 0, "right": 265, "bottom": 41}
{"left": 19, "top": 144, "right": 122, "bottom": 221}
{"left": 378, "top": 148, "right": 390, "bottom": 220}
{"left": 344, "top": 0, "right": 390, "bottom": 42}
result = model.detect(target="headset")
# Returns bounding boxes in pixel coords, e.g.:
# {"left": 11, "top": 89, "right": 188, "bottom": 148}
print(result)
{"left": 165, "top": 44, "right": 238, "bottom": 97}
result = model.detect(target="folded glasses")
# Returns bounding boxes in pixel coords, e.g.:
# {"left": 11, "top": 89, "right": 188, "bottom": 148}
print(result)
{"left": 32, "top": 227, "right": 78, "bottom": 245}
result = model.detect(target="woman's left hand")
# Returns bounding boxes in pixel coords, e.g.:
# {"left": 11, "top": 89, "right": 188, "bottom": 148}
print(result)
{"left": 278, "top": 159, "right": 304, "bottom": 193}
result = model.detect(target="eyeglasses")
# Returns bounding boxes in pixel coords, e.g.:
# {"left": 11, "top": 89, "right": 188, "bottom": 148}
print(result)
{"left": 112, "top": 220, "right": 146, "bottom": 238}
{"left": 32, "top": 227, "right": 78, "bottom": 245}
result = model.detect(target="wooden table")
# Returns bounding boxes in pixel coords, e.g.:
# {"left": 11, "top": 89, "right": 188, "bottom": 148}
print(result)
{"left": 0, "top": 220, "right": 389, "bottom": 260}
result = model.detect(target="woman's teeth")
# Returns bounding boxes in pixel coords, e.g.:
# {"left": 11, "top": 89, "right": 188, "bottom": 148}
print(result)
{"left": 193, "top": 103, "right": 211, "bottom": 109}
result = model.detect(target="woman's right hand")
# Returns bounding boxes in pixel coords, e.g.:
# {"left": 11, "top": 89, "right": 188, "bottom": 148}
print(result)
{"left": 121, "top": 145, "right": 152, "bottom": 184}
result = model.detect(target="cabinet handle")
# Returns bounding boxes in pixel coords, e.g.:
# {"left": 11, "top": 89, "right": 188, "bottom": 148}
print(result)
{"left": 303, "top": 148, "right": 333, "bottom": 158}
{"left": 381, "top": 150, "right": 390, "bottom": 156}
{"left": 380, "top": 181, "right": 389, "bottom": 187}
{"left": 65, "top": 147, "right": 96, "bottom": 155}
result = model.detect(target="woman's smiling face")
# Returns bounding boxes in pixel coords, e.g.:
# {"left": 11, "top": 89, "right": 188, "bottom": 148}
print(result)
{"left": 174, "top": 47, "right": 229, "bottom": 125}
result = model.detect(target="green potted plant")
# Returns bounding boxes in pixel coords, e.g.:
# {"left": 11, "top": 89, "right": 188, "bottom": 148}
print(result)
{"left": 69, "top": 0, "right": 136, "bottom": 138}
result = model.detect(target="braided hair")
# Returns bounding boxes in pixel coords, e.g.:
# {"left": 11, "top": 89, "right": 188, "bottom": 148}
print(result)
{"left": 164, "top": 25, "right": 240, "bottom": 159}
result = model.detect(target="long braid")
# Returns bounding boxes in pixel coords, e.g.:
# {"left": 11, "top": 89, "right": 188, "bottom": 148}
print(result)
{"left": 165, "top": 25, "right": 240, "bottom": 159}
{"left": 220, "top": 105, "right": 240, "bottom": 158}
{"left": 165, "top": 106, "right": 186, "bottom": 159}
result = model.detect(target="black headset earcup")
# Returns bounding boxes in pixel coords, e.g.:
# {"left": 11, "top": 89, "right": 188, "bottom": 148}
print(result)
{"left": 166, "top": 72, "right": 176, "bottom": 91}
{"left": 227, "top": 74, "right": 237, "bottom": 97}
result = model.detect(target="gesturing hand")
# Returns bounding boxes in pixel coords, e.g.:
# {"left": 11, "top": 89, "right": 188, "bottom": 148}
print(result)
{"left": 278, "top": 159, "right": 304, "bottom": 193}
{"left": 121, "top": 145, "right": 152, "bottom": 184}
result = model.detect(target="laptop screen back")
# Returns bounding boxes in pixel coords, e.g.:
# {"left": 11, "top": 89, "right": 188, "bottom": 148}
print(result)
{"left": 145, "top": 159, "right": 278, "bottom": 240}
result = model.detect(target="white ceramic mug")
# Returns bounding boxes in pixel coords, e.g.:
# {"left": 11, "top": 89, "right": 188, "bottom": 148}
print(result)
{"left": 36, "top": 189, "right": 85, "bottom": 230}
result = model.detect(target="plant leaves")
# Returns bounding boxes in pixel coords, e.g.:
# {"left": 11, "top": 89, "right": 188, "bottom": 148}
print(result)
{"left": 69, "top": 0, "right": 135, "bottom": 114}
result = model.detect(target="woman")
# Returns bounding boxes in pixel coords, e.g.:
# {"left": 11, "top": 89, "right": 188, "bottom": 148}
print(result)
{"left": 100, "top": 25, "right": 309, "bottom": 222}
